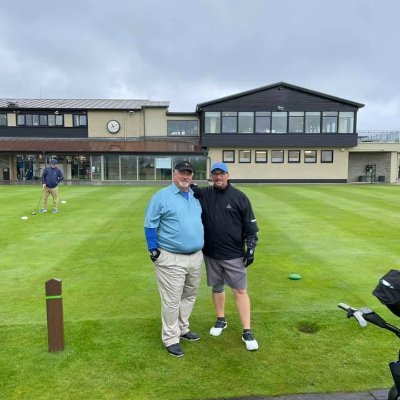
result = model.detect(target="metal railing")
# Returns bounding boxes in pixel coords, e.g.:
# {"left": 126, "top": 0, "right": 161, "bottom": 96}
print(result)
{"left": 358, "top": 130, "right": 400, "bottom": 143}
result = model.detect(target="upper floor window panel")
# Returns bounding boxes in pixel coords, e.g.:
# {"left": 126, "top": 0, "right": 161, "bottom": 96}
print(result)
{"left": 289, "top": 112, "right": 304, "bottom": 133}
{"left": 271, "top": 112, "right": 287, "bottom": 133}
{"left": 167, "top": 120, "right": 198, "bottom": 136}
{"left": 0, "top": 113, "right": 7, "bottom": 126}
{"left": 238, "top": 112, "right": 254, "bottom": 133}
{"left": 73, "top": 114, "right": 87, "bottom": 127}
{"left": 338, "top": 112, "right": 354, "bottom": 133}
{"left": 222, "top": 112, "right": 237, "bottom": 133}
{"left": 17, "top": 113, "right": 64, "bottom": 127}
{"left": 322, "top": 111, "right": 338, "bottom": 133}
{"left": 205, "top": 112, "right": 220, "bottom": 133}
{"left": 305, "top": 112, "right": 321, "bottom": 133}
{"left": 255, "top": 112, "right": 271, "bottom": 133}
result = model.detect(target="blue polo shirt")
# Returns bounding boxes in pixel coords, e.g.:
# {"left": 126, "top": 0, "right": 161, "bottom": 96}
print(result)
{"left": 144, "top": 183, "right": 204, "bottom": 253}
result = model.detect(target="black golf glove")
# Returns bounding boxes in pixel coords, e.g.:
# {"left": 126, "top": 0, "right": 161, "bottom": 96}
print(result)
{"left": 243, "top": 248, "right": 255, "bottom": 268}
{"left": 149, "top": 248, "right": 161, "bottom": 262}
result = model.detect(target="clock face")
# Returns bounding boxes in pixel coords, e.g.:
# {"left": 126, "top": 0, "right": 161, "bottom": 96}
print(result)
{"left": 107, "top": 120, "right": 120, "bottom": 133}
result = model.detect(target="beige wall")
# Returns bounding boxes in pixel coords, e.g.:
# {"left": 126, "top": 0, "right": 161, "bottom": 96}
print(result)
{"left": 142, "top": 108, "right": 167, "bottom": 137}
{"left": 64, "top": 114, "right": 73, "bottom": 127}
{"left": 87, "top": 107, "right": 170, "bottom": 138}
{"left": 7, "top": 113, "right": 16, "bottom": 126}
{"left": 208, "top": 148, "right": 349, "bottom": 180}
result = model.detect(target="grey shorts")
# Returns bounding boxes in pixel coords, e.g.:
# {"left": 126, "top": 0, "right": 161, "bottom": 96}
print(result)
{"left": 204, "top": 255, "right": 247, "bottom": 289}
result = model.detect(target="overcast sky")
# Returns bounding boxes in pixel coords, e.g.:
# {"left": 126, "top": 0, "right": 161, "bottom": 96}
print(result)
{"left": 1, "top": 0, "right": 399, "bottom": 130}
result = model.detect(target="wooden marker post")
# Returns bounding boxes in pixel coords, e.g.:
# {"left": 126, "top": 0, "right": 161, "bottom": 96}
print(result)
{"left": 45, "top": 278, "right": 64, "bottom": 352}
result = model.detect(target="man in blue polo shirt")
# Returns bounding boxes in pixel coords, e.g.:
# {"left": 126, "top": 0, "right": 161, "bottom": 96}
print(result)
{"left": 144, "top": 161, "right": 204, "bottom": 357}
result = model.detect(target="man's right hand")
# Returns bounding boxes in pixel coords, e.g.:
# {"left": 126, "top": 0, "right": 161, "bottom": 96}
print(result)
{"left": 149, "top": 248, "right": 161, "bottom": 262}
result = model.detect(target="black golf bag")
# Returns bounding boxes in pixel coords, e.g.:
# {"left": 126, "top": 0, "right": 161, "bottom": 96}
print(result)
{"left": 373, "top": 269, "right": 400, "bottom": 397}
{"left": 373, "top": 269, "right": 400, "bottom": 318}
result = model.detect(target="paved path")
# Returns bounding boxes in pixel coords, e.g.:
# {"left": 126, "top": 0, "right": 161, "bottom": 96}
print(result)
{"left": 219, "top": 389, "right": 389, "bottom": 400}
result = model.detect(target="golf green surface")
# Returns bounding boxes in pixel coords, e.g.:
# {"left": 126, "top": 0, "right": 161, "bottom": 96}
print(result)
{"left": 0, "top": 184, "right": 399, "bottom": 399}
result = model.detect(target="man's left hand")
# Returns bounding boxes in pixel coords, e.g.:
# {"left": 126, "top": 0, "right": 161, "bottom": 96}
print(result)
{"left": 243, "top": 248, "right": 255, "bottom": 268}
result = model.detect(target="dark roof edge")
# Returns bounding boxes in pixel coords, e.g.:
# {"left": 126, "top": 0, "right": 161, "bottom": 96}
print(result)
{"left": 196, "top": 81, "right": 365, "bottom": 109}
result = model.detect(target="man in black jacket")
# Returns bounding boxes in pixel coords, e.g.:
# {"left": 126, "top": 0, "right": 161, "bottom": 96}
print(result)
{"left": 40, "top": 159, "right": 64, "bottom": 214}
{"left": 193, "top": 161, "right": 259, "bottom": 351}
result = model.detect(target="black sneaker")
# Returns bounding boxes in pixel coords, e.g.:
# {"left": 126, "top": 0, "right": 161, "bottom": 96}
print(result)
{"left": 180, "top": 331, "right": 201, "bottom": 341}
{"left": 242, "top": 331, "right": 259, "bottom": 351}
{"left": 166, "top": 343, "right": 184, "bottom": 357}
{"left": 210, "top": 320, "right": 227, "bottom": 336}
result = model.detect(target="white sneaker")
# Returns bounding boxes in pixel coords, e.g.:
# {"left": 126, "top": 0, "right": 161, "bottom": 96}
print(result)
{"left": 242, "top": 331, "right": 259, "bottom": 351}
{"left": 209, "top": 320, "right": 227, "bottom": 336}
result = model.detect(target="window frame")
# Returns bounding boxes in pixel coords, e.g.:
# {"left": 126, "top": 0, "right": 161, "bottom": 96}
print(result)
{"left": 288, "top": 150, "right": 301, "bottom": 163}
{"left": 255, "top": 150, "right": 267, "bottom": 163}
{"left": 0, "top": 113, "right": 8, "bottom": 126}
{"left": 321, "top": 150, "right": 334, "bottom": 163}
{"left": 222, "top": 150, "right": 235, "bottom": 163}
{"left": 238, "top": 150, "right": 251, "bottom": 163}
{"left": 271, "top": 150, "right": 284, "bottom": 163}
{"left": 304, "top": 150, "right": 317, "bottom": 163}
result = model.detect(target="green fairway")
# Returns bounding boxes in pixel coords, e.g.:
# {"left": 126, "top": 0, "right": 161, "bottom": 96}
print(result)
{"left": 1, "top": 184, "right": 400, "bottom": 399}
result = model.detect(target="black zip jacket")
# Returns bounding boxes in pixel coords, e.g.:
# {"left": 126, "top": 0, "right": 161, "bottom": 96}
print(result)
{"left": 197, "top": 183, "right": 259, "bottom": 260}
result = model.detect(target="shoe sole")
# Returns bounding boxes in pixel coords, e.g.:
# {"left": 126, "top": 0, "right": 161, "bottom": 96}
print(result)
{"left": 242, "top": 337, "right": 259, "bottom": 351}
{"left": 180, "top": 336, "right": 200, "bottom": 341}
{"left": 168, "top": 352, "right": 184, "bottom": 358}
{"left": 210, "top": 323, "right": 227, "bottom": 337}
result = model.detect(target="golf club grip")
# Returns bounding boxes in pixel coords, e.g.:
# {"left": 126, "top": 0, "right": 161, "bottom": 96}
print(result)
{"left": 338, "top": 303, "right": 350, "bottom": 311}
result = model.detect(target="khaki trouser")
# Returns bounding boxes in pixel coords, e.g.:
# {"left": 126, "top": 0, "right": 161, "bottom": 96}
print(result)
{"left": 43, "top": 186, "right": 59, "bottom": 209}
{"left": 154, "top": 249, "right": 203, "bottom": 347}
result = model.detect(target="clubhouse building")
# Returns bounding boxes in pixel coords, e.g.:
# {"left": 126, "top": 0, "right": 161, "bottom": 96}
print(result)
{"left": 0, "top": 82, "right": 399, "bottom": 183}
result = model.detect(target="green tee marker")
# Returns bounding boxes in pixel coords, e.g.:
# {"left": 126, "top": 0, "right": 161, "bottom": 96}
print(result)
{"left": 289, "top": 273, "right": 301, "bottom": 280}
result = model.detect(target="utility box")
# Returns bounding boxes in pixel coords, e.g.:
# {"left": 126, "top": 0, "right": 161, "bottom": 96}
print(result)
{"left": 3, "top": 168, "right": 10, "bottom": 180}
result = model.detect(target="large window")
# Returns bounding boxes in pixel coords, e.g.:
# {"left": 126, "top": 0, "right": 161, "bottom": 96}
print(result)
{"left": 17, "top": 113, "right": 64, "bottom": 126}
{"left": 238, "top": 112, "right": 254, "bottom": 133}
{"left": 205, "top": 112, "right": 221, "bottom": 133}
{"left": 255, "top": 112, "right": 271, "bottom": 133}
{"left": 167, "top": 120, "right": 198, "bottom": 136}
{"left": 121, "top": 155, "right": 138, "bottom": 180}
{"left": 338, "top": 112, "right": 354, "bottom": 133}
{"left": 271, "top": 112, "right": 287, "bottom": 133}
{"left": 73, "top": 114, "right": 87, "bottom": 127}
{"left": 222, "top": 112, "right": 237, "bottom": 133}
{"left": 289, "top": 112, "right": 304, "bottom": 133}
{"left": 0, "top": 113, "right": 7, "bottom": 126}
{"left": 203, "top": 109, "right": 353, "bottom": 134}
{"left": 322, "top": 112, "right": 338, "bottom": 133}
{"left": 305, "top": 112, "right": 320, "bottom": 133}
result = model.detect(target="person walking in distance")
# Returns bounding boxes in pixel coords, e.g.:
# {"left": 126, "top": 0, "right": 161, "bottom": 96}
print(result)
{"left": 40, "top": 159, "right": 64, "bottom": 214}
{"left": 144, "top": 161, "right": 204, "bottom": 358}
{"left": 192, "top": 161, "right": 259, "bottom": 351}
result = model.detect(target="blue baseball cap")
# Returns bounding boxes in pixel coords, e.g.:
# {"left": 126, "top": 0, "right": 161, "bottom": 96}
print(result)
{"left": 50, "top": 159, "right": 58, "bottom": 165}
{"left": 211, "top": 162, "right": 228, "bottom": 173}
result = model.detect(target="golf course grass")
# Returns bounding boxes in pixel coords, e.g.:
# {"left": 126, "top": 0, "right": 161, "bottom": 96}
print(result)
{"left": 1, "top": 183, "right": 400, "bottom": 399}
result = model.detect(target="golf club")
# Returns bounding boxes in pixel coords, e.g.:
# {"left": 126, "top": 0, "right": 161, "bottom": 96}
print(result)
{"left": 32, "top": 189, "right": 43, "bottom": 215}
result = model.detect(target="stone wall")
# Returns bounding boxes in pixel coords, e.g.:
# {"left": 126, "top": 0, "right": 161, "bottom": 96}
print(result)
{"left": 348, "top": 152, "right": 391, "bottom": 182}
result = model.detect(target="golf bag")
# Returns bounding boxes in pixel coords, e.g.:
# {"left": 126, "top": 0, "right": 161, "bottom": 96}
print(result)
{"left": 373, "top": 269, "right": 400, "bottom": 318}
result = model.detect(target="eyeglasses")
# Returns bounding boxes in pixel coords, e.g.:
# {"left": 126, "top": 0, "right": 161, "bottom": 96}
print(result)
{"left": 211, "top": 172, "right": 226, "bottom": 177}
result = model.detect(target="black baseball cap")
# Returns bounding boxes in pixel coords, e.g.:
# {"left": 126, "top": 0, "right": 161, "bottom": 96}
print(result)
{"left": 174, "top": 161, "right": 194, "bottom": 173}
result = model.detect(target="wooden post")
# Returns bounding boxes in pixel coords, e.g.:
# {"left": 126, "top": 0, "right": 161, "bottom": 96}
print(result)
{"left": 45, "top": 278, "right": 64, "bottom": 352}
